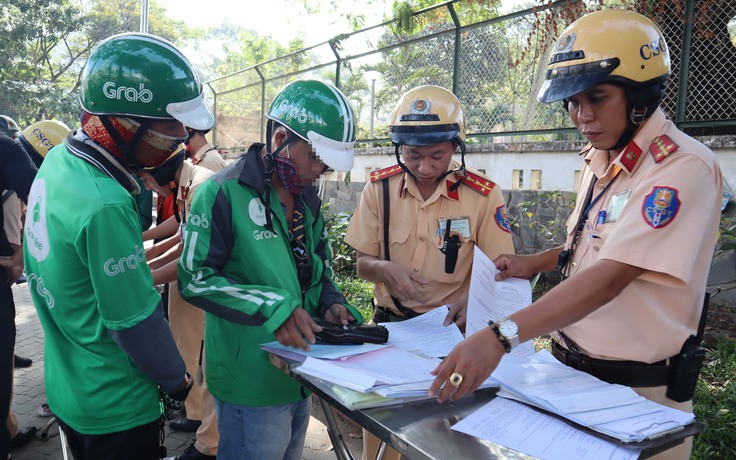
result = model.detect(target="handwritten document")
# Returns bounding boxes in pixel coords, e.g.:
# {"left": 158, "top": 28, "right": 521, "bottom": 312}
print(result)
{"left": 466, "top": 246, "right": 535, "bottom": 357}
{"left": 452, "top": 398, "right": 641, "bottom": 460}
{"left": 381, "top": 307, "right": 464, "bottom": 358}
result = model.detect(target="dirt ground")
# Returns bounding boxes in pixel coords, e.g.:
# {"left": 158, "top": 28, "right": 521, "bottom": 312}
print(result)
{"left": 310, "top": 395, "right": 364, "bottom": 457}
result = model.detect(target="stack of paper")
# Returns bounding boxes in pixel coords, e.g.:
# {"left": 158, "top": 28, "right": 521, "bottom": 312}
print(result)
{"left": 491, "top": 350, "right": 694, "bottom": 442}
{"left": 262, "top": 308, "right": 498, "bottom": 409}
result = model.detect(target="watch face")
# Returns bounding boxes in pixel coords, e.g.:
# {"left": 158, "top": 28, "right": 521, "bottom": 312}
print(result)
{"left": 499, "top": 320, "right": 518, "bottom": 338}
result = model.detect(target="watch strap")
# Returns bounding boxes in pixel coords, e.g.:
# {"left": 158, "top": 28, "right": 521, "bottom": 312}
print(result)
{"left": 488, "top": 320, "right": 512, "bottom": 353}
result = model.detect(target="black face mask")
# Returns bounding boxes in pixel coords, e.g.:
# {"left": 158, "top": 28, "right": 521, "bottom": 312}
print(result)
{"left": 147, "top": 149, "right": 186, "bottom": 186}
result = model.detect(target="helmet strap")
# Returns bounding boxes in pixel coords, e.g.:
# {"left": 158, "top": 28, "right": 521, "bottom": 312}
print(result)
{"left": 395, "top": 140, "right": 467, "bottom": 191}
{"left": 449, "top": 140, "right": 467, "bottom": 193}
{"left": 260, "top": 120, "right": 299, "bottom": 233}
{"left": 393, "top": 144, "right": 415, "bottom": 180}
{"left": 99, "top": 116, "right": 151, "bottom": 170}
{"left": 609, "top": 82, "right": 663, "bottom": 151}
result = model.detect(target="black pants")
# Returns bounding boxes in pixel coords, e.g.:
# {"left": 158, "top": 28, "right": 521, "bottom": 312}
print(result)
{"left": 57, "top": 417, "right": 160, "bottom": 460}
{"left": 0, "top": 279, "right": 15, "bottom": 459}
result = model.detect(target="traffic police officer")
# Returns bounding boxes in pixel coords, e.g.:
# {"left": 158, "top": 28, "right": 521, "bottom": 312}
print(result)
{"left": 429, "top": 11, "right": 722, "bottom": 460}
{"left": 345, "top": 85, "right": 515, "bottom": 460}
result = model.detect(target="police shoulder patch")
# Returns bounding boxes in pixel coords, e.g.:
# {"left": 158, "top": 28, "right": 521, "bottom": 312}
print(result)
{"left": 642, "top": 186, "right": 680, "bottom": 228}
{"left": 494, "top": 205, "right": 511, "bottom": 233}
{"left": 649, "top": 135, "right": 679, "bottom": 163}
{"left": 370, "top": 165, "right": 403, "bottom": 183}
{"left": 459, "top": 170, "right": 495, "bottom": 196}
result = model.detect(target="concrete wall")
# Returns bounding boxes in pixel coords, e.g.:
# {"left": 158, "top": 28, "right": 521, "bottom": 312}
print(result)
{"left": 320, "top": 135, "right": 736, "bottom": 194}
{"left": 315, "top": 135, "right": 736, "bottom": 300}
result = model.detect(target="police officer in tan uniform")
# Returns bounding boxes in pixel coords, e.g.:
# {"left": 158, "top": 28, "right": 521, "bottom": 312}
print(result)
{"left": 345, "top": 85, "right": 514, "bottom": 460}
{"left": 140, "top": 146, "right": 222, "bottom": 460}
{"left": 429, "top": 11, "right": 722, "bottom": 459}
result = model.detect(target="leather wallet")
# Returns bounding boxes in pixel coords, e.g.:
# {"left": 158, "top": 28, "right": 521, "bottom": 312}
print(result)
{"left": 313, "top": 318, "right": 389, "bottom": 345}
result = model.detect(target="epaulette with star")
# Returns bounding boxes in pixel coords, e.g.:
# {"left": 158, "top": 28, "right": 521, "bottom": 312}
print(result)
{"left": 456, "top": 169, "right": 495, "bottom": 196}
{"left": 650, "top": 135, "right": 679, "bottom": 163}
{"left": 370, "top": 164, "right": 404, "bottom": 182}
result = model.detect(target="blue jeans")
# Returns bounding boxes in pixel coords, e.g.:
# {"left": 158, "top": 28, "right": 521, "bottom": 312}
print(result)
{"left": 213, "top": 397, "right": 310, "bottom": 460}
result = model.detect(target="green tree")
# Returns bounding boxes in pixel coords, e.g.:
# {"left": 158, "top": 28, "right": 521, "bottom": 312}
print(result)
{"left": 0, "top": 0, "right": 186, "bottom": 127}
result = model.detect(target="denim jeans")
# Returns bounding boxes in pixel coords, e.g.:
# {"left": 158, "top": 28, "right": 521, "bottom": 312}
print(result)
{"left": 213, "top": 396, "right": 310, "bottom": 460}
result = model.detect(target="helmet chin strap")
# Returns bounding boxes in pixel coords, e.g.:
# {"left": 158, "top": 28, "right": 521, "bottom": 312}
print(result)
{"left": 261, "top": 120, "right": 298, "bottom": 233}
{"left": 608, "top": 82, "right": 665, "bottom": 151}
{"left": 99, "top": 116, "right": 151, "bottom": 170}
{"left": 393, "top": 138, "right": 467, "bottom": 192}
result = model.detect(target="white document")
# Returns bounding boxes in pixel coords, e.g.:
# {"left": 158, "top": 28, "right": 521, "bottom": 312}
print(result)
{"left": 452, "top": 398, "right": 642, "bottom": 460}
{"left": 372, "top": 375, "right": 499, "bottom": 398}
{"left": 261, "top": 341, "right": 389, "bottom": 361}
{"left": 298, "top": 357, "right": 377, "bottom": 393}
{"left": 333, "top": 346, "right": 440, "bottom": 385}
{"left": 492, "top": 350, "right": 695, "bottom": 442}
{"left": 381, "top": 307, "right": 464, "bottom": 358}
{"left": 466, "top": 246, "right": 535, "bottom": 357}
{"left": 493, "top": 351, "right": 645, "bottom": 417}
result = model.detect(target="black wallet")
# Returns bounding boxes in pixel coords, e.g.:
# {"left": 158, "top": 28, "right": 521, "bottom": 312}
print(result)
{"left": 313, "top": 318, "right": 389, "bottom": 345}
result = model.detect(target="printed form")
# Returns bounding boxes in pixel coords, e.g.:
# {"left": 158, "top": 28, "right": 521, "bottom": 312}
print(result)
{"left": 466, "top": 246, "right": 535, "bottom": 357}
{"left": 452, "top": 398, "right": 641, "bottom": 460}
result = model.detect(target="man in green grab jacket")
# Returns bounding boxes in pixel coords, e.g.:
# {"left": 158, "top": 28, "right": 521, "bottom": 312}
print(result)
{"left": 178, "top": 79, "right": 362, "bottom": 460}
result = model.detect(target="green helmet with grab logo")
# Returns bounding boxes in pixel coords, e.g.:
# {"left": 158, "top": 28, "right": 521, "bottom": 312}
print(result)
{"left": 267, "top": 79, "right": 356, "bottom": 172}
{"left": 80, "top": 33, "right": 213, "bottom": 130}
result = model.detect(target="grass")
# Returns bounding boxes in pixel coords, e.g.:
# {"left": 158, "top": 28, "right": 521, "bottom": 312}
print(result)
{"left": 692, "top": 340, "right": 736, "bottom": 459}
{"left": 335, "top": 275, "right": 736, "bottom": 458}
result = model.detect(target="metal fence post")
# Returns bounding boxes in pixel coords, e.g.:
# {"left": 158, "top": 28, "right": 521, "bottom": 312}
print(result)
{"left": 329, "top": 40, "right": 342, "bottom": 89}
{"left": 256, "top": 66, "right": 265, "bottom": 143}
{"left": 676, "top": 0, "right": 695, "bottom": 125}
{"left": 448, "top": 3, "right": 461, "bottom": 96}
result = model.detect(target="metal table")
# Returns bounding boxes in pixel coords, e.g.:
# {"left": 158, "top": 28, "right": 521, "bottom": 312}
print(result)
{"left": 269, "top": 353, "right": 701, "bottom": 460}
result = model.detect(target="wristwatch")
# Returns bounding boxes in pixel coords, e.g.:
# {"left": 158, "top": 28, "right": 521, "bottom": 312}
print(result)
{"left": 489, "top": 317, "right": 520, "bottom": 353}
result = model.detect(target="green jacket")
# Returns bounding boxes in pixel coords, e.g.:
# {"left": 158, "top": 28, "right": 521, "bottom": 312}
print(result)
{"left": 178, "top": 143, "right": 362, "bottom": 406}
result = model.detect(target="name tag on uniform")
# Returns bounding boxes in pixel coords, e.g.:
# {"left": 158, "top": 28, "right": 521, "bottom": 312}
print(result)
{"left": 437, "top": 217, "right": 471, "bottom": 239}
{"left": 605, "top": 190, "right": 631, "bottom": 223}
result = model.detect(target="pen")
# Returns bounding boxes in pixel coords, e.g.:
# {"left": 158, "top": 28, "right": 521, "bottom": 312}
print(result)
{"left": 595, "top": 210, "right": 606, "bottom": 229}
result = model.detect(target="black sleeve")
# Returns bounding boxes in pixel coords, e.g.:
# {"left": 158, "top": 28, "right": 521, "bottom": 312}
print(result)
{"left": 107, "top": 304, "right": 186, "bottom": 393}
{"left": 0, "top": 135, "right": 38, "bottom": 203}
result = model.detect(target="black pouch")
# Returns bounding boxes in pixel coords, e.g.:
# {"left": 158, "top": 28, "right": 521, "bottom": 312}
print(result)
{"left": 313, "top": 318, "right": 389, "bottom": 345}
{"left": 666, "top": 337, "right": 706, "bottom": 403}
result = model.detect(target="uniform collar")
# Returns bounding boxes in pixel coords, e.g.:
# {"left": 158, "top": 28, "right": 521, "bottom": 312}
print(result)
{"left": 190, "top": 142, "right": 216, "bottom": 164}
{"left": 584, "top": 109, "right": 666, "bottom": 178}
{"left": 402, "top": 160, "right": 459, "bottom": 201}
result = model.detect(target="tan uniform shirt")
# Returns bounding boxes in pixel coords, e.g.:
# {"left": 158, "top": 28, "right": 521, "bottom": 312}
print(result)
{"left": 560, "top": 109, "right": 722, "bottom": 363}
{"left": 178, "top": 161, "right": 215, "bottom": 217}
{"left": 190, "top": 143, "right": 226, "bottom": 173}
{"left": 2, "top": 192, "right": 21, "bottom": 246}
{"left": 345, "top": 161, "right": 515, "bottom": 315}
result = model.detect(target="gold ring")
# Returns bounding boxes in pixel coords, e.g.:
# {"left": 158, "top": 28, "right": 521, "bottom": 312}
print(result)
{"left": 450, "top": 372, "right": 463, "bottom": 386}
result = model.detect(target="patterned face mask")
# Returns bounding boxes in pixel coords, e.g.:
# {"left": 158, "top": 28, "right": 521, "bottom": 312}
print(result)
{"left": 118, "top": 118, "right": 187, "bottom": 167}
{"left": 274, "top": 145, "right": 303, "bottom": 195}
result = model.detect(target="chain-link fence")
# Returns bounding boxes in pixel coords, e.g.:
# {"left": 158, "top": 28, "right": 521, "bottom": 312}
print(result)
{"left": 206, "top": 0, "right": 736, "bottom": 151}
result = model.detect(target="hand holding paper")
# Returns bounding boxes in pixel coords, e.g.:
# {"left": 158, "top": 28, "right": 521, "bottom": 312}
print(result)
{"left": 430, "top": 247, "right": 535, "bottom": 402}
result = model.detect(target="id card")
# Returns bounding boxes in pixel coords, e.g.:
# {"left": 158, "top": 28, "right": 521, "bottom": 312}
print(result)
{"left": 437, "top": 217, "right": 471, "bottom": 238}
{"left": 605, "top": 190, "right": 631, "bottom": 223}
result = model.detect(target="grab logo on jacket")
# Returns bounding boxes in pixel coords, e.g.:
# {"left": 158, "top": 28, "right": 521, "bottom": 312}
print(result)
{"left": 248, "top": 198, "right": 268, "bottom": 226}
{"left": 24, "top": 179, "right": 50, "bottom": 262}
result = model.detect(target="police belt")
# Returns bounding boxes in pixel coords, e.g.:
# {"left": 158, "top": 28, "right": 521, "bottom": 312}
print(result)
{"left": 373, "top": 305, "right": 414, "bottom": 323}
{"left": 551, "top": 340, "right": 672, "bottom": 388}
